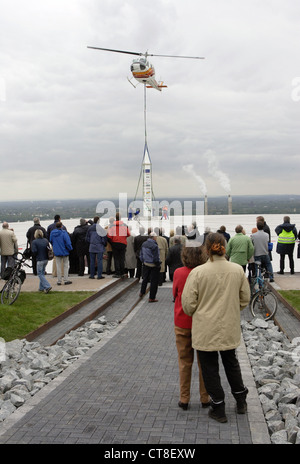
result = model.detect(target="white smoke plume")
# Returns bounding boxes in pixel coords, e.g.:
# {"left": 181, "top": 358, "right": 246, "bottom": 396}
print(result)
{"left": 183, "top": 164, "right": 207, "bottom": 195}
{"left": 205, "top": 150, "right": 231, "bottom": 193}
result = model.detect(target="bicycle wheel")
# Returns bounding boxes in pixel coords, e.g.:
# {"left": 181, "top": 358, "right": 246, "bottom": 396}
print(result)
{"left": 1, "top": 276, "right": 22, "bottom": 305}
{"left": 250, "top": 290, "right": 278, "bottom": 321}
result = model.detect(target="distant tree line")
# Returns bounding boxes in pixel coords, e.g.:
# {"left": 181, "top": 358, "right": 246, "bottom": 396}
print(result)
{"left": 0, "top": 195, "right": 299, "bottom": 223}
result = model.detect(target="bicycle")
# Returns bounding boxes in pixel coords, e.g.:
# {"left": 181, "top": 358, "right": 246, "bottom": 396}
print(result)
{"left": 1, "top": 252, "right": 32, "bottom": 305}
{"left": 249, "top": 263, "right": 278, "bottom": 321}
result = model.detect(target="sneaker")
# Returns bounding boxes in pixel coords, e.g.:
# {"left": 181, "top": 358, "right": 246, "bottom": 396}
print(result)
{"left": 97, "top": 276, "right": 105, "bottom": 279}
{"left": 44, "top": 287, "right": 52, "bottom": 294}
{"left": 64, "top": 281, "right": 72, "bottom": 285}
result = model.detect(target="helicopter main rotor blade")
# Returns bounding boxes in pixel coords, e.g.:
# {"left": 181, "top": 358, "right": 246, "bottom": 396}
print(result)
{"left": 87, "top": 46, "right": 142, "bottom": 56}
{"left": 149, "top": 54, "right": 205, "bottom": 59}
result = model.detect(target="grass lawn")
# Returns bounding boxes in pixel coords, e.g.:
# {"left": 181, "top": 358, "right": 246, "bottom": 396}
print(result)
{"left": 278, "top": 290, "right": 300, "bottom": 313}
{"left": 0, "top": 291, "right": 95, "bottom": 342}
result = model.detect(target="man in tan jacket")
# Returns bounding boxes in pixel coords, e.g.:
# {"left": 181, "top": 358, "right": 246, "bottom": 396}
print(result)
{"left": 182, "top": 232, "right": 250, "bottom": 423}
{"left": 0, "top": 222, "right": 18, "bottom": 278}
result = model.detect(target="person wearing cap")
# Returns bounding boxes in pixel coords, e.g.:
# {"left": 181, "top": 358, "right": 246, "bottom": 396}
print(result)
{"left": 139, "top": 232, "right": 161, "bottom": 302}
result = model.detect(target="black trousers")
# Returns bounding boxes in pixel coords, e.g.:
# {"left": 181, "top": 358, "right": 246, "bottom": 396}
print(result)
{"left": 197, "top": 349, "right": 246, "bottom": 405}
{"left": 111, "top": 243, "right": 126, "bottom": 276}
{"left": 280, "top": 252, "right": 294, "bottom": 272}
{"left": 140, "top": 264, "right": 160, "bottom": 299}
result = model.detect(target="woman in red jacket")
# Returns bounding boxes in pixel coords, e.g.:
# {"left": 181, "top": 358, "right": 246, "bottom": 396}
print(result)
{"left": 173, "top": 245, "right": 210, "bottom": 410}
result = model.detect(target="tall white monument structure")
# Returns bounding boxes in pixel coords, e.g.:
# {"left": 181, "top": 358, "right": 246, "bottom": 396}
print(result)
{"left": 142, "top": 143, "right": 152, "bottom": 217}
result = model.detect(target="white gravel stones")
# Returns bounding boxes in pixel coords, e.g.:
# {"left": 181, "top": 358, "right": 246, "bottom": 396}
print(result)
{"left": 0, "top": 316, "right": 118, "bottom": 423}
{"left": 241, "top": 319, "right": 300, "bottom": 444}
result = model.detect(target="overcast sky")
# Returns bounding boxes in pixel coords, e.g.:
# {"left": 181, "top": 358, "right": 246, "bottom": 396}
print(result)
{"left": 1, "top": 0, "right": 300, "bottom": 202}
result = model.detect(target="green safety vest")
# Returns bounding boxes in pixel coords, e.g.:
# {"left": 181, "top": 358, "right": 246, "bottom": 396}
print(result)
{"left": 278, "top": 229, "right": 295, "bottom": 245}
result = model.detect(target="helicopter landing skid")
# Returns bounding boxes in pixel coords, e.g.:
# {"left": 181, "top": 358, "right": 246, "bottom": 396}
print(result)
{"left": 127, "top": 77, "right": 138, "bottom": 88}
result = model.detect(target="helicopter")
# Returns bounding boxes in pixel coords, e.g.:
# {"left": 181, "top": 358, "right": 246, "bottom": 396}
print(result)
{"left": 87, "top": 47, "right": 205, "bottom": 91}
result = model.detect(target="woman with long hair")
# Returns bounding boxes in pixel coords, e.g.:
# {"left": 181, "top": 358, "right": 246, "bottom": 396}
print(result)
{"left": 31, "top": 229, "right": 52, "bottom": 293}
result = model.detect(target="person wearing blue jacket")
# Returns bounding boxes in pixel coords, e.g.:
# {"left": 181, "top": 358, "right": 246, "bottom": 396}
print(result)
{"left": 139, "top": 232, "right": 161, "bottom": 302}
{"left": 85, "top": 216, "right": 108, "bottom": 279}
{"left": 50, "top": 221, "right": 73, "bottom": 285}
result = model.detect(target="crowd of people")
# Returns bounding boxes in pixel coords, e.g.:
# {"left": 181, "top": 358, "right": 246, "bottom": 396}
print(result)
{"left": 0, "top": 213, "right": 299, "bottom": 423}
{"left": 0, "top": 213, "right": 298, "bottom": 293}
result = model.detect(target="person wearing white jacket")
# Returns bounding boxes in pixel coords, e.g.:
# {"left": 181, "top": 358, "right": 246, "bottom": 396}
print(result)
{"left": 182, "top": 232, "right": 250, "bottom": 423}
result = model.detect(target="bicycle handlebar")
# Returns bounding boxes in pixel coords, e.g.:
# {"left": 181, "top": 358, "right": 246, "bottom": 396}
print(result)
{"left": 14, "top": 253, "right": 33, "bottom": 268}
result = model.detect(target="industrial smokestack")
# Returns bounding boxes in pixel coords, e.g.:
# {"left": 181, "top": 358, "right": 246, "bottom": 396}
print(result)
{"left": 228, "top": 194, "right": 232, "bottom": 215}
{"left": 204, "top": 195, "right": 208, "bottom": 215}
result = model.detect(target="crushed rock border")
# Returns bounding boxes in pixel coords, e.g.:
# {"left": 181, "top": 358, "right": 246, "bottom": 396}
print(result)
{"left": 241, "top": 318, "right": 300, "bottom": 444}
{"left": 0, "top": 315, "right": 118, "bottom": 423}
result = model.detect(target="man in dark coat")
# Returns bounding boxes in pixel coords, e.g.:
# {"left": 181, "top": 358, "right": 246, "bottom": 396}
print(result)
{"left": 26, "top": 217, "right": 47, "bottom": 275}
{"left": 72, "top": 219, "right": 92, "bottom": 276}
{"left": 166, "top": 236, "right": 183, "bottom": 281}
{"left": 139, "top": 233, "right": 161, "bottom": 302}
{"left": 133, "top": 226, "right": 148, "bottom": 280}
{"left": 85, "top": 216, "right": 107, "bottom": 279}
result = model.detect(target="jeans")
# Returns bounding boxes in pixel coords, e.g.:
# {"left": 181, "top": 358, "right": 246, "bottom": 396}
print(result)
{"left": 36, "top": 260, "right": 51, "bottom": 291}
{"left": 89, "top": 252, "right": 103, "bottom": 278}
{"left": 254, "top": 254, "right": 274, "bottom": 279}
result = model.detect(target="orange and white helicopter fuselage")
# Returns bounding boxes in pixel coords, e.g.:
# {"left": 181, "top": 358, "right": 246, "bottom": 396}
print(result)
{"left": 129, "top": 57, "right": 166, "bottom": 91}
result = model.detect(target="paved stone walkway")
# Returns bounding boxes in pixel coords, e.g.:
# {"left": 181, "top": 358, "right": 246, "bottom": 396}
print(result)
{"left": 0, "top": 286, "right": 270, "bottom": 446}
